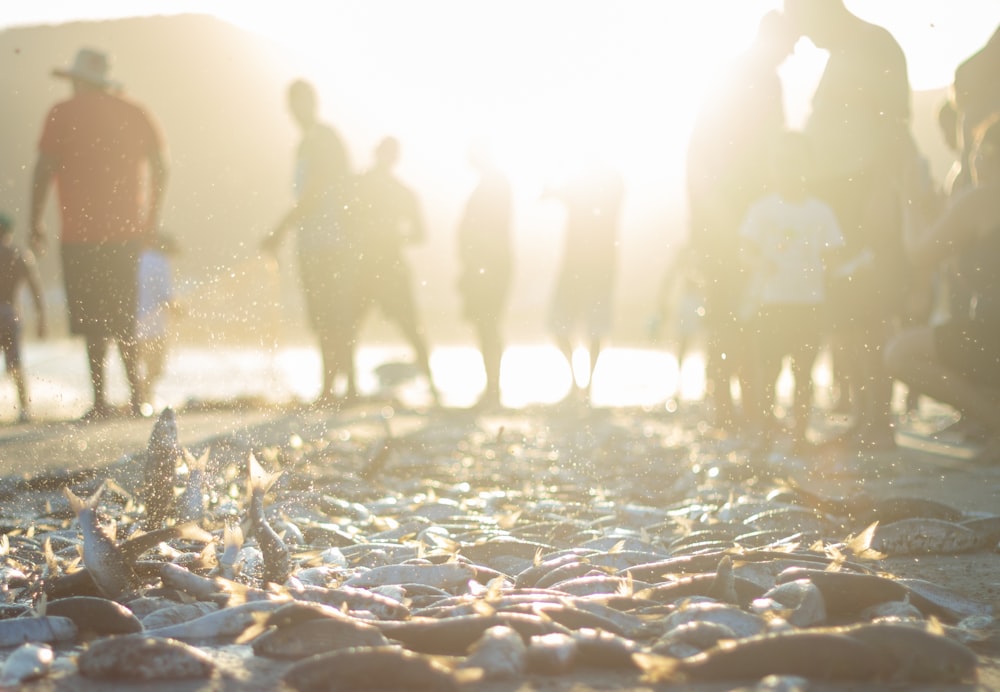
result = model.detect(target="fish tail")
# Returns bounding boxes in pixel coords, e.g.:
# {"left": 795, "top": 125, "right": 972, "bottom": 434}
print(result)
{"left": 224, "top": 520, "right": 245, "bottom": 552}
{"left": 63, "top": 482, "right": 105, "bottom": 514}
{"left": 184, "top": 447, "right": 210, "bottom": 472}
{"left": 247, "top": 454, "right": 282, "bottom": 497}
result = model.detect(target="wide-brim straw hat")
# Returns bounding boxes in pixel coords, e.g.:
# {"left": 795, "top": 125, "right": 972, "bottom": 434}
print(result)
{"left": 52, "top": 47, "right": 120, "bottom": 90}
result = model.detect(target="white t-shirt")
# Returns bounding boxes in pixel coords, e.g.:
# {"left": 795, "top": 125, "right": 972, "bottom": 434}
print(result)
{"left": 739, "top": 194, "right": 844, "bottom": 306}
{"left": 136, "top": 249, "right": 174, "bottom": 341}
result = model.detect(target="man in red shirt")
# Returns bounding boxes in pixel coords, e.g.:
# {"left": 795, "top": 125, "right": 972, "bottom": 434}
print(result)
{"left": 30, "top": 47, "right": 168, "bottom": 420}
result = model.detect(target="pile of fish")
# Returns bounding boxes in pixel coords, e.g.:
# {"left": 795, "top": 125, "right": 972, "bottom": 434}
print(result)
{"left": 0, "top": 404, "right": 997, "bottom": 690}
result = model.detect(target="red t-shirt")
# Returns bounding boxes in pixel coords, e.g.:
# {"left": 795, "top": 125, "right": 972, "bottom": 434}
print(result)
{"left": 38, "top": 90, "right": 163, "bottom": 244}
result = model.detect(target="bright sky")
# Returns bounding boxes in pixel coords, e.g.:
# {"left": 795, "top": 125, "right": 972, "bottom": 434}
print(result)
{"left": 6, "top": 1, "right": 999, "bottom": 211}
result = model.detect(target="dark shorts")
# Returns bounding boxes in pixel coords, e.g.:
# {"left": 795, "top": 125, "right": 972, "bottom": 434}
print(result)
{"left": 298, "top": 250, "right": 362, "bottom": 335}
{"left": 360, "top": 260, "right": 420, "bottom": 330}
{"left": 61, "top": 243, "right": 139, "bottom": 340}
{"left": 0, "top": 304, "right": 22, "bottom": 370}
{"left": 934, "top": 316, "right": 1000, "bottom": 388}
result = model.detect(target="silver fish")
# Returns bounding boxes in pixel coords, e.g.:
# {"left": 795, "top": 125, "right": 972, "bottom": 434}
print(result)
{"left": 143, "top": 407, "right": 181, "bottom": 528}
{"left": 343, "top": 562, "right": 476, "bottom": 590}
{"left": 176, "top": 448, "right": 209, "bottom": 524}
{"left": 77, "top": 634, "right": 215, "bottom": 681}
{"left": 871, "top": 518, "right": 983, "bottom": 555}
{"left": 0, "top": 642, "right": 53, "bottom": 686}
{"left": 247, "top": 454, "right": 290, "bottom": 585}
{"left": 459, "top": 625, "right": 527, "bottom": 680}
{"left": 0, "top": 616, "right": 77, "bottom": 648}
{"left": 142, "top": 599, "right": 287, "bottom": 641}
{"left": 64, "top": 485, "right": 137, "bottom": 600}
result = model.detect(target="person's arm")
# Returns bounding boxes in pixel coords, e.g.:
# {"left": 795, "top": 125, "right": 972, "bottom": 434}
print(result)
{"left": 145, "top": 145, "right": 169, "bottom": 235}
{"left": 22, "top": 251, "right": 46, "bottom": 339}
{"left": 29, "top": 153, "right": 58, "bottom": 256}
{"left": 906, "top": 185, "right": 994, "bottom": 271}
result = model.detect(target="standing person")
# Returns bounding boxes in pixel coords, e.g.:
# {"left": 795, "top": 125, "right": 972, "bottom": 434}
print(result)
{"left": 135, "top": 232, "right": 181, "bottom": 411}
{"left": 686, "top": 10, "right": 797, "bottom": 431}
{"left": 354, "top": 137, "right": 438, "bottom": 405}
{"left": 0, "top": 214, "right": 46, "bottom": 423}
{"left": 785, "top": 0, "right": 912, "bottom": 451}
{"left": 260, "top": 79, "right": 358, "bottom": 406}
{"left": 738, "top": 131, "right": 844, "bottom": 451}
{"left": 886, "top": 114, "right": 1000, "bottom": 457}
{"left": 544, "top": 159, "right": 624, "bottom": 405}
{"left": 30, "top": 47, "right": 168, "bottom": 420}
{"left": 456, "top": 140, "right": 513, "bottom": 410}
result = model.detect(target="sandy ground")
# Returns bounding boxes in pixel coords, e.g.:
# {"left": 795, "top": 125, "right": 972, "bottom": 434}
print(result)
{"left": 0, "top": 401, "right": 997, "bottom": 691}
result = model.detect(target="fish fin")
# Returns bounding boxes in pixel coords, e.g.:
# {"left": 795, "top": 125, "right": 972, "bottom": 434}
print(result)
{"left": 617, "top": 572, "right": 634, "bottom": 597}
{"left": 633, "top": 652, "right": 681, "bottom": 683}
{"left": 247, "top": 454, "right": 282, "bottom": 496}
{"left": 453, "top": 666, "right": 484, "bottom": 685}
{"left": 844, "top": 521, "right": 885, "bottom": 560}
{"left": 35, "top": 592, "right": 47, "bottom": 617}
{"left": 484, "top": 576, "right": 505, "bottom": 602}
{"left": 608, "top": 539, "right": 627, "bottom": 554}
{"left": 0, "top": 533, "right": 7, "bottom": 557}
{"left": 62, "top": 486, "right": 86, "bottom": 515}
{"left": 196, "top": 542, "right": 219, "bottom": 571}
{"left": 183, "top": 447, "right": 210, "bottom": 472}
{"left": 472, "top": 599, "right": 496, "bottom": 616}
{"left": 533, "top": 547, "right": 544, "bottom": 566}
{"left": 224, "top": 520, "right": 245, "bottom": 551}
{"left": 43, "top": 538, "right": 60, "bottom": 577}
{"left": 926, "top": 615, "right": 946, "bottom": 635}
{"left": 102, "top": 479, "right": 135, "bottom": 504}
{"left": 234, "top": 610, "right": 273, "bottom": 644}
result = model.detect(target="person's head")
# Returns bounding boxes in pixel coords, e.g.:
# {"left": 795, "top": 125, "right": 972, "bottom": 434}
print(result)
{"left": 755, "top": 10, "right": 799, "bottom": 67}
{"left": 784, "top": 0, "right": 851, "bottom": 49}
{"left": 287, "top": 79, "right": 318, "bottom": 130}
{"left": 53, "top": 47, "right": 119, "bottom": 93}
{"left": 971, "top": 112, "right": 1000, "bottom": 185}
{"left": 374, "top": 136, "right": 400, "bottom": 170}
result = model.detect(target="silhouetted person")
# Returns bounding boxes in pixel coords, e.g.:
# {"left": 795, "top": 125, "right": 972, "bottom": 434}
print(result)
{"left": 686, "top": 10, "right": 797, "bottom": 430}
{"left": 261, "top": 79, "right": 357, "bottom": 405}
{"left": 544, "top": 160, "right": 624, "bottom": 404}
{"left": 0, "top": 214, "right": 46, "bottom": 423}
{"left": 456, "top": 141, "right": 513, "bottom": 410}
{"left": 886, "top": 114, "right": 1000, "bottom": 457}
{"left": 30, "top": 48, "right": 167, "bottom": 420}
{"left": 354, "top": 137, "right": 438, "bottom": 404}
{"left": 785, "top": 0, "right": 912, "bottom": 451}
{"left": 739, "top": 131, "right": 844, "bottom": 451}
{"left": 136, "top": 232, "right": 181, "bottom": 410}
{"left": 952, "top": 25, "right": 1000, "bottom": 193}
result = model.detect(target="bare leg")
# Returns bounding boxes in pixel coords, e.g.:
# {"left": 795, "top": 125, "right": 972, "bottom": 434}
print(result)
{"left": 85, "top": 335, "right": 111, "bottom": 416}
{"left": 586, "top": 336, "right": 602, "bottom": 397}
{"left": 11, "top": 366, "right": 29, "bottom": 421}
{"left": 397, "top": 318, "right": 438, "bottom": 405}
{"left": 475, "top": 319, "right": 503, "bottom": 408}
{"left": 117, "top": 336, "right": 143, "bottom": 416}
